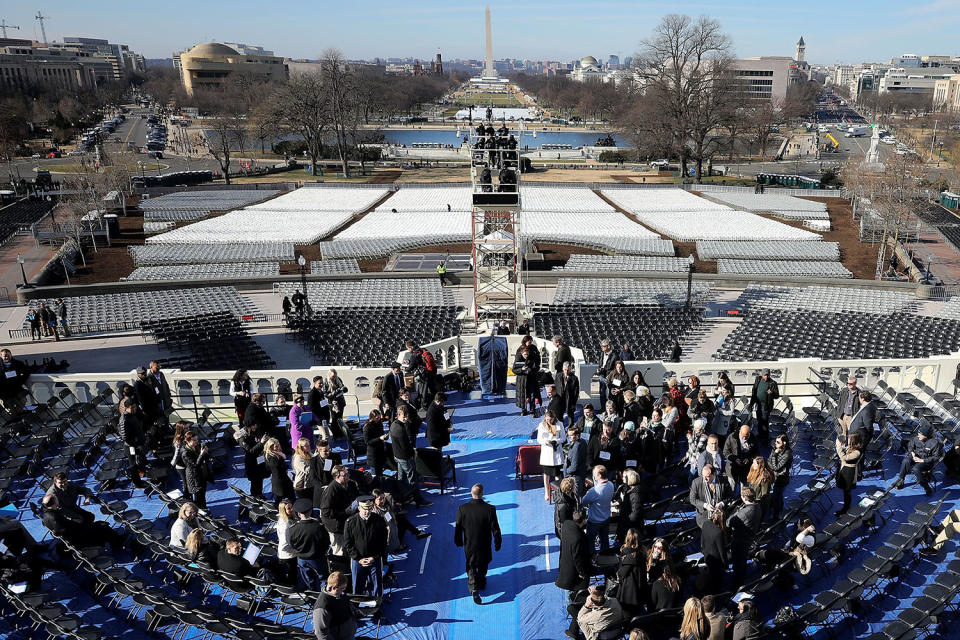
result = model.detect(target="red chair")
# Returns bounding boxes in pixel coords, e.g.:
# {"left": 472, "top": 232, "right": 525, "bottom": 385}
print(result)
{"left": 516, "top": 444, "right": 542, "bottom": 490}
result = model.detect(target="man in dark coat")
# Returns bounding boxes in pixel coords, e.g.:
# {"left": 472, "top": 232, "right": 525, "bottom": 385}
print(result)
{"left": 555, "top": 361, "right": 580, "bottom": 426}
{"left": 688, "top": 464, "right": 731, "bottom": 528}
{"left": 747, "top": 368, "right": 779, "bottom": 443}
{"left": 425, "top": 392, "right": 453, "bottom": 451}
{"left": 320, "top": 465, "right": 358, "bottom": 557}
{"left": 117, "top": 398, "right": 147, "bottom": 485}
{"left": 596, "top": 339, "right": 617, "bottom": 403}
{"left": 289, "top": 498, "right": 330, "bottom": 591}
{"left": 894, "top": 424, "right": 943, "bottom": 495}
{"left": 236, "top": 419, "right": 268, "bottom": 497}
{"left": 381, "top": 363, "right": 404, "bottom": 421}
{"left": 148, "top": 360, "right": 173, "bottom": 417}
{"left": 847, "top": 390, "right": 877, "bottom": 446}
{"left": 545, "top": 385, "right": 565, "bottom": 423}
{"left": 454, "top": 483, "right": 502, "bottom": 604}
{"left": 41, "top": 493, "right": 124, "bottom": 550}
{"left": 516, "top": 318, "right": 531, "bottom": 335}
{"left": 833, "top": 376, "right": 860, "bottom": 437}
{"left": 243, "top": 394, "right": 279, "bottom": 443}
{"left": 0, "top": 348, "right": 30, "bottom": 411}
{"left": 133, "top": 365, "right": 163, "bottom": 447}
{"left": 552, "top": 336, "right": 573, "bottom": 376}
{"left": 562, "top": 427, "right": 589, "bottom": 495}
{"left": 723, "top": 424, "right": 758, "bottom": 490}
{"left": 344, "top": 495, "right": 389, "bottom": 598}
{"left": 218, "top": 537, "right": 259, "bottom": 586}
{"left": 729, "top": 486, "right": 762, "bottom": 587}
{"left": 557, "top": 509, "right": 591, "bottom": 636}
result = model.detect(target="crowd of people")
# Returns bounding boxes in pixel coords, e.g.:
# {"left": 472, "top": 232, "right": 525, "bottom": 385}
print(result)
{"left": 2, "top": 326, "right": 950, "bottom": 640}
{"left": 25, "top": 298, "right": 69, "bottom": 342}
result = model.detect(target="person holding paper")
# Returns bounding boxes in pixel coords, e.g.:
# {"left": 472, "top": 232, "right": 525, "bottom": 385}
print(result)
{"left": 290, "top": 395, "right": 316, "bottom": 449}
{"left": 605, "top": 361, "right": 630, "bottom": 416}
{"left": 323, "top": 369, "right": 348, "bottom": 437}
{"left": 236, "top": 417, "right": 269, "bottom": 497}
{"left": 344, "top": 495, "right": 388, "bottom": 599}
{"left": 217, "top": 537, "right": 259, "bottom": 586}
{"left": 309, "top": 376, "right": 333, "bottom": 441}
{"left": 688, "top": 464, "right": 731, "bottom": 529}
{"left": 425, "top": 392, "right": 453, "bottom": 452}
{"left": 537, "top": 411, "right": 566, "bottom": 501}
{"left": 230, "top": 369, "right": 253, "bottom": 423}
{"left": 312, "top": 440, "right": 343, "bottom": 502}
{"left": 389, "top": 405, "right": 431, "bottom": 508}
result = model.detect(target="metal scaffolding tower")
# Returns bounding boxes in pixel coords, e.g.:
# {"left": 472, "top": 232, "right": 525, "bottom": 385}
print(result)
{"left": 468, "top": 118, "right": 524, "bottom": 331}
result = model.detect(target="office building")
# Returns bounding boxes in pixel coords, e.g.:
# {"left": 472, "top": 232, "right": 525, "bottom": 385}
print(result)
{"left": 933, "top": 74, "right": 960, "bottom": 113}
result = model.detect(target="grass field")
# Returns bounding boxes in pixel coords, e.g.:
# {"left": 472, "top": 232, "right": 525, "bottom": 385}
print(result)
{"left": 450, "top": 91, "right": 525, "bottom": 107}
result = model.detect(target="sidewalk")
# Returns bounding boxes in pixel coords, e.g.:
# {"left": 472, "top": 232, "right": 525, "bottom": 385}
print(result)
{"left": 0, "top": 235, "right": 53, "bottom": 300}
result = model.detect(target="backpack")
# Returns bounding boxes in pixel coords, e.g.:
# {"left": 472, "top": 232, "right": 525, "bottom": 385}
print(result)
{"left": 421, "top": 349, "right": 437, "bottom": 373}
{"left": 373, "top": 377, "right": 384, "bottom": 400}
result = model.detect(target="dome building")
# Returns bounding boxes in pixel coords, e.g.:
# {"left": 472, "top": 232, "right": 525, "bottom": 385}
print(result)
{"left": 177, "top": 42, "right": 288, "bottom": 95}
{"left": 571, "top": 55, "right": 606, "bottom": 82}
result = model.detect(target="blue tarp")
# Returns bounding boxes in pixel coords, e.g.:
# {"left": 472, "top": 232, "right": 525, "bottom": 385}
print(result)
{"left": 478, "top": 336, "right": 507, "bottom": 395}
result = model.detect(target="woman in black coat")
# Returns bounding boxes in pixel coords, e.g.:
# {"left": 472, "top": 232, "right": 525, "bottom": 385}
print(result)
{"left": 767, "top": 435, "right": 793, "bottom": 521}
{"left": 363, "top": 410, "right": 388, "bottom": 479}
{"left": 264, "top": 438, "right": 294, "bottom": 505}
{"left": 514, "top": 345, "right": 540, "bottom": 415}
{"left": 616, "top": 529, "right": 647, "bottom": 618}
{"left": 701, "top": 510, "right": 728, "bottom": 587}
{"left": 236, "top": 421, "right": 268, "bottom": 497}
{"left": 230, "top": 369, "right": 253, "bottom": 422}
{"left": 425, "top": 392, "right": 453, "bottom": 451}
{"left": 553, "top": 477, "right": 580, "bottom": 537}
{"left": 649, "top": 561, "right": 681, "bottom": 612}
{"left": 181, "top": 432, "right": 210, "bottom": 508}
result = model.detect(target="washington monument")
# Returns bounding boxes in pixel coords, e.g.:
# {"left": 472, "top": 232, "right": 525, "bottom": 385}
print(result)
{"left": 483, "top": 5, "right": 497, "bottom": 79}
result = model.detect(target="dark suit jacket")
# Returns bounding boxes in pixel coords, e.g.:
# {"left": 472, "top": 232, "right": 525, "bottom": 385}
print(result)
{"left": 749, "top": 376, "right": 780, "bottom": 411}
{"left": 382, "top": 372, "right": 404, "bottom": 408}
{"left": 553, "top": 345, "right": 573, "bottom": 373}
{"left": 729, "top": 502, "right": 763, "bottom": 550}
{"left": 834, "top": 386, "right": 859, "bottom": 419}
{"left": 556, "top": 519, "right": 590, "bottom": 590}
{"left": 848, "top": 401, "right": 877, "bottom": 444}
{"left": 454, "top": 498, "right": 501, "bottom": 566}
{"left": 133, "top": 378, "right": 162, "bottom": 419}
{"left": 688, "top": 476, "right": 731, "bottom": 525}
{"left": 151, "top": 371, "right": 173, "bottom": 412}
{"left": 556, "top": 372, "right": 580, "bottom": 411}
{"left": 597, "top": 351, "right": 617, "bottom": 378}
{"left": 723, "top": 434, "right": 758, "bottom": 478}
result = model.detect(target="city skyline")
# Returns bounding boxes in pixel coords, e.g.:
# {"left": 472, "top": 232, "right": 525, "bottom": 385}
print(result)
{"left": 3, "top": 0, "right": 959, "bottom": 66}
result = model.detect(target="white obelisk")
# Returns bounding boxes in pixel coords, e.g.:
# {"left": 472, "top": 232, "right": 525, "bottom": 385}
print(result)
{"left": 483, "top": 6, "right": 497, "bottom": 79}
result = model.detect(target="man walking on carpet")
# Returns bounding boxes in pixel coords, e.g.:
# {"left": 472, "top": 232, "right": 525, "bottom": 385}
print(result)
{"left": 454, "top": 483, "right": 502, "bottom": 604}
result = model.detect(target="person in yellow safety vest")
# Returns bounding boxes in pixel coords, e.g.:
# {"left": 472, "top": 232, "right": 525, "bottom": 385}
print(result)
{"left": 436, "top": 262, "right": 448, "bottom": 285}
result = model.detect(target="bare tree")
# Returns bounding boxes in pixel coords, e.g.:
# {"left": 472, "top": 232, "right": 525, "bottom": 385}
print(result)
{"left": 276, "top": 71, "right": 330, "bottom": 176}
{"left": 633, "top": 14, "right": 734, "bottom": 177}
{"left": 746, "top": 102, "right": 781, "bottom": 158}
{"left": 321, "top": 49, "right": 355, "bottom": 177}
{"left": 193, "top": 82, "right": 248, "bottom": 184}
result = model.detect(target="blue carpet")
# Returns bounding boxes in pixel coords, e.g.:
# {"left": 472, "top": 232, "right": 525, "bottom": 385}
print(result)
{"left": 13, "top": 391, "right": 960, "bottom": 640}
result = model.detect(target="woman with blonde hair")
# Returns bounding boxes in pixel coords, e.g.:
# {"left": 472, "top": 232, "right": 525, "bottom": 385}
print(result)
{"left": 292, "top": 437, "right": 315, "bottom": 501}
{"left": 553, "top": 476, "right": 580, "bottom": 537}
{"left": 536, "top": 410, "right": 566, "bottom": 501}
{"left": 264, "top": 437, "right": 294, "bottom": 505}
{"left": 184, "top": 528, "right": 218, "bottom": 567}
{"left": 170, "top": 501, "right": 197, "bottom": 548}
{"left": 170, "top": 420, "right": 191, "bottom": 492}
{"left": 275, "top": 499, "right": 297, "bottom": 584}
{"left": 615, "top": 469, "right": 644, "bottom": 542}
{"left": 679, "top": 597, "right": 709, "bottom": 640}
{"left": 746, "top": 456, "right": 775, "bottom": 516}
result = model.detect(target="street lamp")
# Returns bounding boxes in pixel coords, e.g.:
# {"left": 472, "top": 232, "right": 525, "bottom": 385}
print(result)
{"left": 297, "top": 253, "right": 310, "bottom": 316}
{"left": 684, "top": 254, "right": 695, "bottom": 309}
{"left": 937, "top": 142, "right": 944, "bottom": 167}
{"left": 16, "top": 254, "right": 28, "bottom": 288}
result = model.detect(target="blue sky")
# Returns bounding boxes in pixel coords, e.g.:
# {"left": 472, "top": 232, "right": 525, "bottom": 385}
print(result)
{"left": 7, "top": 0, "right": 959, "bottom": 64}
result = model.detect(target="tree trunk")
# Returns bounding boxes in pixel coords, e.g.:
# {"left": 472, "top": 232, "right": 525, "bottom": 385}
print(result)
{"left": 696, "top": 157, "right": 704, "bottom": 184}
{"left": 310, "top": 152, "right": 319, "bottom": 176}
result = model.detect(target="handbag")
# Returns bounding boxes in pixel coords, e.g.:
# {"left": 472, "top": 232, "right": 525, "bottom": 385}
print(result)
{"left": 604, "top": 579, "right": 620, "bottom": 599}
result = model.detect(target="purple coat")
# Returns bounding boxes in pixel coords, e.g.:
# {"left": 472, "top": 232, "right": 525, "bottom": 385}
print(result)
{"left": 289, "top": 405, "right": 315, "bottom": 448}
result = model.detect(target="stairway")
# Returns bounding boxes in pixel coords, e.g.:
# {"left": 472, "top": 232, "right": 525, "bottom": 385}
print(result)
{"left": 681, "top": 316, "right": 743, "bottom": 362}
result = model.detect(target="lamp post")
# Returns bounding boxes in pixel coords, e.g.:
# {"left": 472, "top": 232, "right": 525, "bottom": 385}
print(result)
{"left": 16, "top": 254, "right": 28, "bottom": 288}
{"left": 684, "top": 254, "right": 695, "bottom": 309}
{"left": 937, "top": 142, "right": 944, "bottom": 167}
{"left": 297, "top": 253, "right": 310, "bottom": 316}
